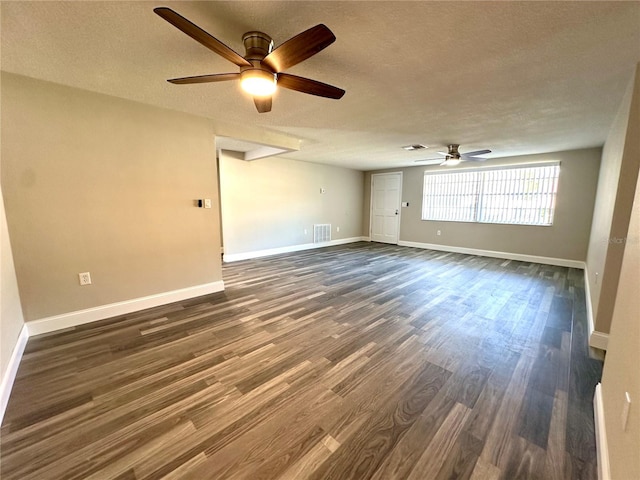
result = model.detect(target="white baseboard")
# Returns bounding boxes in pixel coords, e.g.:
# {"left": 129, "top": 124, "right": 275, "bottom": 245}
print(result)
{"left": 0, "top": 324, "right": 28, "bottom": 426}
{"left": 594, "top": 383, "right": 611, "bottom": 480}
{"left": 1, "top": 281, "right": 225, "bottom": 423}
{"left": 589, "top": 331, "right": 609, "bottom": 350}
{"left": 26, "top": 281, "right": 225, "bottom": 336}
{"left": 223, "top": 237, "right": 367, "bottom": 263}
{"left": 397, "top": 240, "right": 586, "bottom": 269}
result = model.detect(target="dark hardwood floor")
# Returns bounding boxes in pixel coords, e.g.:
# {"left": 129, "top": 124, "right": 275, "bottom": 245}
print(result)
{"left": 0, "top": 242, "right": 603, "bottom": 479}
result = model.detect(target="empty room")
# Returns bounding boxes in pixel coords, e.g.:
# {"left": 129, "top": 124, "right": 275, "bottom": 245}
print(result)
{"left": 1, "top": 2, "right": 639, "bottom": 479}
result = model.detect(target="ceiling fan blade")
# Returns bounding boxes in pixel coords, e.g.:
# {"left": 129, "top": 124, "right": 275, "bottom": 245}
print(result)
{"left": 277, "top": 73, "right": 345, "bottom": 99}
{"left": 461, "top": 149, "right": 491, "bottom": 159}
{"left": 262, "top": 24, "right": 336, "bottom": 72}
{"left": 414, "top": 159, "right": 444, "bottom": 163}
{"left": 154, "top": 7, "right": 251, "bottom": 67}
{"left": 253, "top": 96, "right": 272, "bottom": 113}
{"left": 167, "top": 73, "right": 240, "bottom": 84}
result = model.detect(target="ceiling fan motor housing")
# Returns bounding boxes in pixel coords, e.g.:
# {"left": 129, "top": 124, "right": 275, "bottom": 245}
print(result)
{"left": 240, "top": 31, "right": 277, "bottom": 84}
{"left": 242, "top": 31, "right": 274, "bottom": 61}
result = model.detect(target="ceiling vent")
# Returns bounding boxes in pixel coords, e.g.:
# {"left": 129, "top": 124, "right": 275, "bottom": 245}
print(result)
{"left": 402, "top": 144, "right": 428, "bottom": 151}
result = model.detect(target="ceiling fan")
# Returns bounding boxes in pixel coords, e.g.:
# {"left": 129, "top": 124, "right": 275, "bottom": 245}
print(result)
{"left": 415, "top": 144, "right": 491, "bottom": 166}
{"left": 154, "top": 7, "right": 345, "bottom": 113}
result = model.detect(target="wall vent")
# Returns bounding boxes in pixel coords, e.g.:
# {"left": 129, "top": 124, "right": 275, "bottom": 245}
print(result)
{"left": 313, "top": 224, "right": 331, "bottom": 243}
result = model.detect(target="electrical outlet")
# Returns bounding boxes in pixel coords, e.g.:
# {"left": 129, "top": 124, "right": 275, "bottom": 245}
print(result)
{"left": 204, "top": 199, "right": 212, "bottom": 209}
{"left": 79, "top": 272, "right": 92, "bottom": 286}
{"left": 304, "top": 229, "right": 308, "bottom": 235}
{"left": 436, "top": 230, "right": 441, "bottom": 236}
{"left": 336, "top": 226, "right": 340, "bottom": 232}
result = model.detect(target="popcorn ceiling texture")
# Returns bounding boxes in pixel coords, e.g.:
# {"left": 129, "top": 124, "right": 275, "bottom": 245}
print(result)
{"left": 1, "top": 1, "right": 639, "bottom": 170}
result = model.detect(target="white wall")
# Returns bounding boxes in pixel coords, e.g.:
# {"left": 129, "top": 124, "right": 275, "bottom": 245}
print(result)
{"left": 586, "top": 65, "right": 640, "bottom": 336}
{"left": 219, "top": 151, "right": 364, "bottom": 259}
{"left": 1, "top": 183, "right": 25, "bottom": 401}
{"left": 600, "top": 168, "right": 640, "bottom": 480}
{"left": 597, "top": 64, "right": 640, "bottom": 480}
{"left": 363, "top": 148, "right": 601, "bottom": 262}
{"left": 0, "top": 69, "right": 26, "bottom": 420}
{"left": 1, "top": 73, "right": 223, "bottom": 323}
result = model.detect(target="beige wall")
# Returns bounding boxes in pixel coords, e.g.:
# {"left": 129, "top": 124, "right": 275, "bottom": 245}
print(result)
{"left": 219, "top": 151, "right": 364, "bottom": 257}
{"left": 1, "top": 70, "right": 25, "bottom": 383}
{"left": 586, "top": 66, "right": 640, "bottom": 335}
{"left": 601, "top": 169, "right": 640, "bottom": 480}
{"left": 364, "top": 148, "right": 600, "bottom": 261}
{"left": 1, "top": 184, "right": 25, "bottom": 383}
{"left": 1, "top": 73, "right": 222, "bottom": 322}
{"left": 590, "top": 63, "right": 640, "bottom": 480}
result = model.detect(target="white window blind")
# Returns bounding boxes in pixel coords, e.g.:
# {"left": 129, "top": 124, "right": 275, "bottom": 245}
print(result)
{"left": 422, "top": 171, "right": 479, "bottom": 222}
{"left": 422, "top": 163, "right": 560, "bottom": 226}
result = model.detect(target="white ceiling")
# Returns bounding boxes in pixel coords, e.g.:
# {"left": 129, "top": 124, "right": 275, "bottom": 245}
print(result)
{"left": 2, "top": 1, "right": 639, "bottom": 171}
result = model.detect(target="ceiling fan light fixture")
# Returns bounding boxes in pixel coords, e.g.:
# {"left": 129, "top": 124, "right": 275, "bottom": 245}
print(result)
{"left": 442, "top": 158, "right": 462, "bottom": 167}
{"left": 240, "top": 69, "right": 277, "bottom": 97}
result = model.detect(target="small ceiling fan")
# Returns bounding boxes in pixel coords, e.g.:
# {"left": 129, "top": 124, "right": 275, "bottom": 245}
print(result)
{"left": 154, "top": 7, "right": 345, "bottom": 113}
{"left": 415, "top": 144, "right": 491, "bottom": 166}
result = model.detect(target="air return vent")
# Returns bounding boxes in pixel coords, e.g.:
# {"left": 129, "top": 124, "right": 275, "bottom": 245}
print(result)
{"left": 314, "top": 224, "right": 331, "bottom": 243}
{"left": 402, "top": 144, "right": 427, "bottom": 151}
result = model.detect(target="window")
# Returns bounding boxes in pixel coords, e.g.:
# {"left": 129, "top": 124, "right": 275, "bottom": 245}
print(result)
{"left": 422, "top": 163, "right": 560, "bottom": 226}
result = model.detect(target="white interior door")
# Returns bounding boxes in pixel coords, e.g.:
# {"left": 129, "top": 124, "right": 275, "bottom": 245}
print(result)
{"left": 370, "top": 172, "right": 402, "bottom": 244}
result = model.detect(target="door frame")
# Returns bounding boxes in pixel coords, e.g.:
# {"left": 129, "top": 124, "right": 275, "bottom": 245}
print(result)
{"left": 369, "top": 172, "right": 403, "bottom": 244}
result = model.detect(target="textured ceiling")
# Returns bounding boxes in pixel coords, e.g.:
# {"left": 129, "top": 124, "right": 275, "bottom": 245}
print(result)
{"left": 2, "top": 1, "right": 639, "bottom": 170}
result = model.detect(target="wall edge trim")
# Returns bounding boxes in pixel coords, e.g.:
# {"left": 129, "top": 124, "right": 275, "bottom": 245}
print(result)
{"left": 26, "top": 281, "right": 225, "bottom": 336}
{"left": 397, "top": 240, "right": 586, "bottom": 268}
{"left": 584, "top": 264, "right": 597, "bottom": 344}
{"left": 223, "top": 237, "right": 367, "bottom": 263}
{"left": 584, "top": 265, "right": 609, "bottom": 350}
{"left": 0, "top": 324, "right": 29, "bottom": 426}
{"left": 594, "top": 383, "right": 611, "bottom": 480}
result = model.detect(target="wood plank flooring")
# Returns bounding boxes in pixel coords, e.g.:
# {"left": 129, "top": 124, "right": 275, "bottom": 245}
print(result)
{"left": 0, "top": 242, "right": 603, "bottom": 479}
